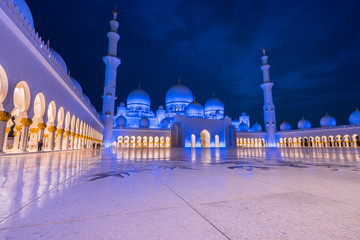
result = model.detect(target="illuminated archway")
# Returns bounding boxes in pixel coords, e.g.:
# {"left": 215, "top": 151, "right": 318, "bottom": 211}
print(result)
{"left": 191, "top": 134, "right": 196, "bottom": 148}
{"left": 0, "top": 64, "right": 8, "bottom": 110}
{"left": 215, "top": 135, "right": 219, "bottom": 148}
{"left": 200, "top": 130, "right": 210, "bottom": 148}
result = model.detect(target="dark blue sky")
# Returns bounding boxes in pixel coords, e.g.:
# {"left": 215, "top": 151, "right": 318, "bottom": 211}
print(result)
{"left": 27, "top": 0, "right": 360, "bottom": 128}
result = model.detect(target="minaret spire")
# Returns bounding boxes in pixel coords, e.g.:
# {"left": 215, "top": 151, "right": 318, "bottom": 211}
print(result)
{"left": 260, "top": 46, "right": 277, "bottom": 147}
{"left": 113, "top": 6, "right": 117, "bottom": 20}
{"left": 262, "top": 44, "right": 266, "bottom": 56}
{"left": 101, "top": 9, "right": 121, "bottom": 147}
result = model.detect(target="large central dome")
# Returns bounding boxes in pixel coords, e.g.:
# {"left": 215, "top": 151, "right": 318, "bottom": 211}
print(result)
{"left": 165, "top": 83, "right": 193, "bottom": 107}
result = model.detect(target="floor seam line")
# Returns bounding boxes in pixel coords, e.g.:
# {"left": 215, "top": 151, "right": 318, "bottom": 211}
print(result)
{"left": 149, "top": 172, "right": 231, "bottom": 240}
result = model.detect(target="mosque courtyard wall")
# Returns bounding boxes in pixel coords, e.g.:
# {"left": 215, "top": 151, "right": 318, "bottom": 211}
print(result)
{"left": 0, "top": 1, "right": 103, "bottom": 153}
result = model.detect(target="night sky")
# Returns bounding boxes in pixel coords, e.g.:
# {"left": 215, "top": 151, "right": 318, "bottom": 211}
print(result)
{"left": 26, "top": 0, "right": 360, "bottom": 128}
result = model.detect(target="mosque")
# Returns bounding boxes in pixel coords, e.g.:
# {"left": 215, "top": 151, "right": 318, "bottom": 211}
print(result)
{"left": 0, "top": 1, "right": 359, "bottom": 154}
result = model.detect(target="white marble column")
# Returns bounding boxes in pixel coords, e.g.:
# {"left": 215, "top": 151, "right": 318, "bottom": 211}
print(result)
{"left": 55, "top": 129, "right": 64, "bottom": 150}
{"left": 47, "top": 126, "right": 57, "bottom": 150}
{"left": 19, "top": 118, "right": 32, "bottom": 152}
{"left": 0, "top": 111, "right": 11, "bottom": 152}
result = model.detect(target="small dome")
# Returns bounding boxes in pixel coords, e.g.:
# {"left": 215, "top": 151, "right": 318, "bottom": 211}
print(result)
{"left": 298, "top": 117, "right": 311, "bottom": 129}
{"left": 252, "top": 122, "right": 262, "bottom": 132}
{"left": 139, "top": 117, "right": 149, "bottom": 128}
{"left": 160, "top": 118, "right": 170, "bottom": 128}
{"left": 83, "top": 94, "right": 91, "bottom": 105}
{"left": 50, "top": 49, "right": 68, "bottom": 73}
{"left": 280, "top": 121, "right": 291, "bottom": 131}
{"left": 165, "top": 83, "right": 193, "bottom": 107}
{"left": 158, "top": 105, "right": 164, "bottom": 110}
{"left": 238, "top": 122, "right": 249, "bottom": 131}
{"left": 185, "top": 100, "right": 204, "bottom": 118}
{"left": 119, "top": 102, "right": 126, "bottom": 107}
{"left": 204, "top": 98, "right": 224, "bottom": 112}
{"left": 127, "top": 88, "right": 150, "bottom": 110}
{"left": 320, "top": 114, "right": 336, "bottom": 127}
{"left": 115, "top": 115, "right": 127, "bottom": 128}
{"left": 13, "top": 0, "right": 34, "bottom": 28}
{"left": 71, "top": 77, "right": 82, "bottom": 93}
{"left": 349, "top": 109, "right": 360, "bottom": 125}
{"left": 204, "top": 97, "right": 224, "bottom": 119}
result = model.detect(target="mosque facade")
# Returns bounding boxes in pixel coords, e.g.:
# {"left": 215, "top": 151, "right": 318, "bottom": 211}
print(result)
{"left": 0, "top": 1, "right": 359, "bottom": 154}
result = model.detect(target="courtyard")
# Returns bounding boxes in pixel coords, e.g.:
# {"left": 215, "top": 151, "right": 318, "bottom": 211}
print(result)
{"left": 0, "top": 147, "right": 360, "bottom": 239}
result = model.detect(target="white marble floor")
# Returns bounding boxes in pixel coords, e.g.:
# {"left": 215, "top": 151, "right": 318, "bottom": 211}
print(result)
{"left": 0, "top": 147, "right": 360, "bottom": 239}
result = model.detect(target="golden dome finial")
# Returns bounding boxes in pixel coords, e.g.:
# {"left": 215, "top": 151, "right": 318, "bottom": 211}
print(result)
{"left": 262, "top": 44, "right": 266, "bottom": 56}
{"left": 113, "top": 5, "right": 118, "bottom": 20}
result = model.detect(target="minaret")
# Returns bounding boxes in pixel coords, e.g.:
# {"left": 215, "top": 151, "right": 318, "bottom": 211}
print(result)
{"left": 101, "top": 8, "right": 121, "bottom": 147}
{"left": 260, "top": 47, "right": 277, "bottom": 147}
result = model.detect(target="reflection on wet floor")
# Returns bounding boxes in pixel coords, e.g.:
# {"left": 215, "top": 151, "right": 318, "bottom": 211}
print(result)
{"left": 0, "top": 148, "right": 360, "bottom": 239}
{"left": 0, "top": 148, "right": 359, "bottom": 221}
{"left": 0, "top": 150, "right": 102, "bottom": 222}
{"left": 112, "top": 147, "right": 360, "bottom": 164}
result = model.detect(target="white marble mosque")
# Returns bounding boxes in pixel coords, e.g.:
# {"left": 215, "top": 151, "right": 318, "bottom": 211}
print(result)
{"left": 0, "top": 0, "right": 359, "bottom": 154}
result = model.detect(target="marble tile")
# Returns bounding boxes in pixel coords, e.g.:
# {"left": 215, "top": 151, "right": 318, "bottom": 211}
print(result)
{"left": 194, "top": 191, "right": 360, "bottom": 240}
{"left": 0, "top": 147, "right": 360, "bottom": 239}
{"left": 0, "top": 206, "right": 227, "bottom": 240}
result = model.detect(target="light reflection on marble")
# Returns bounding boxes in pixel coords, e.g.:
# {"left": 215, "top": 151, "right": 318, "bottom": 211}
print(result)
{"left": 0, "top": 148, "right": 359, "bottom": 239}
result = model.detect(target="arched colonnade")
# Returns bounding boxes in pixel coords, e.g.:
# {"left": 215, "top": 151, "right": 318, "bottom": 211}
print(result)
{"left": 279, "top": 134, "right": 360, "bottom": 148}
{"left": 116, "top": 136, "right": 171, "bottom": 148}
{"left": 0, "top": 64, "right": 102, "bottom": 152}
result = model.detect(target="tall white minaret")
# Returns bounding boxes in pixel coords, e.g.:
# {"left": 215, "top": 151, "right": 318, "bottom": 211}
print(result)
{"left": 102, "top": 8, "right": 121, "bottom": 147}
{"left": 260, "top": 47, "right": 276, "bottom": 147}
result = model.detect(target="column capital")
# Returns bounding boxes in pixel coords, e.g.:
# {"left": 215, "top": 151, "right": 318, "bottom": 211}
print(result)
{"left": 37, "top": 123, "right": 47, "bottom": 130}
{"left": 0, "top": 111, "right": 11, "bottom": 122}
{"left": 48, "top": 126, "right": 57, "bottom": 132}
{"left": 57, "top": 129, "right": 65, "bottom": 134}
{"left": 20, "top": 118, "right": 33, "bottom": 127}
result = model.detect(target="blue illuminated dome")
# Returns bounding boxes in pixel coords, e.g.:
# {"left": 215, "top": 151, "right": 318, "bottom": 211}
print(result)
{"left": 185, "top": 100, "right": 204, "bottom": 118}
{"left": 320, "top": 114, "right": 336, "bottom": 127}
{"left": 160, "top": 118, "right": 170, "bottom": 128}
{"left": 83, "top": 94, "right": 91, "bottom": 105}
{"left": 71, "top": 77, "right": 83, "bottom": 93}
{"left": 252, "top": 122, "right": 262, "bottom": 132}
{"left": 204, "top": 97, "right": 224, "bottom": 119}
{"left": 115, "top": 115, "right": 127, "bottom": 128}
{"left": 13, "top": 0, "right": 34, "bottom": 28}
{"left": 238, "top": 122, "right": 249, "bottom": 132}
{"left": 298, "top": 117, "right": 311, "bottom": 129}
{"left": 165, "top": 83, "right": 193, "bottom": 110}
{"left": 139, "top": 117, "right": 150, "bottom": 128}
{"left": 50, "top": 49, "right": 68, "bottom": 73}
{"left": 280, "top": 121, "right": 291, "bottom": 131}
{"left": 127, "top": 88, "right": 150, "bottom": 111}
{"left": 349, "top": 109, "right": 360, "bottom": 125}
